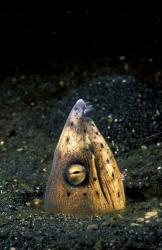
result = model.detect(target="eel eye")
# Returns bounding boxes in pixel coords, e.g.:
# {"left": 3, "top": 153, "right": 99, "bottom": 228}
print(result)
{"left": 64, "top": 164, "right": 88, "bottom": 187}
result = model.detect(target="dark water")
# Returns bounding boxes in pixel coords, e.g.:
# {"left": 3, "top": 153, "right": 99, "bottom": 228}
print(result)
{"left": 0, "top": 7, "right": 162, "bottom": 250}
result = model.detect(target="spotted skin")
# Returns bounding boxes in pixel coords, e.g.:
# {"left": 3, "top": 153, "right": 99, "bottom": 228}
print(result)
{"left": 44, "top": 99, "right": 125, "bottom": 215}
{"left": 84, "top": 118, "right": 125, "bottom": 210}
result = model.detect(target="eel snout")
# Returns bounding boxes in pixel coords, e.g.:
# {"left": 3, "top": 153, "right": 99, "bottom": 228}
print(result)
{"left": 70, "top": 99, "right": 93, "bottom": 119}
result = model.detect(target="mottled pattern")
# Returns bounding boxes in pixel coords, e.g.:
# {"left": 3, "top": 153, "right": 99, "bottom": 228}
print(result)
{"left": 45, "top": 99, "right": 125, "bottom": 215}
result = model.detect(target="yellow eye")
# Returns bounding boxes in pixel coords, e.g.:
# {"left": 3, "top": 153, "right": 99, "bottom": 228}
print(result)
{"left": 64, "top": 164, "right": 88, "bottom": 187}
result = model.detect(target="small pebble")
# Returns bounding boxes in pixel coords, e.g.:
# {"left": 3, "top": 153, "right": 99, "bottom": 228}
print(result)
{"left": 131, "top": 223, "right": 140, "bottom": 227}
{"left": 25, "top": 202, "right": 31, "bottom": 207}
{"left": 17, "top": 148, "right": 24, "bottom": 152}
{"left": 0, "top": 140, "right": 4, "bottom": 145}
{"left": 156, "top": 110, "right": 160, "bottom": 116}
{"left": 59, "top": 80, "right": 64, "bottom": 87}
{"left": 87, "top": 224, "right": 98, "bottom": 231}
{"left": 32, "top": 198, "right": 43, "bottom": 208}
{"left": 119, "top": 56, "right": 126, "bottom": 61}
{"left": 141, "top": 145, "right": 147, "bottom": 150}
{"left": 144, "top": 210, "right": 158, "bottom": 219}
{"left": 136, "top": 217, "right": 144, "bottom": 223}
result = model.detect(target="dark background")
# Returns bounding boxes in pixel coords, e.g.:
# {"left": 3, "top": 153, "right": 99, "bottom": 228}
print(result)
{"left": 0, "top": 7, "right": 162, "bottom": 76}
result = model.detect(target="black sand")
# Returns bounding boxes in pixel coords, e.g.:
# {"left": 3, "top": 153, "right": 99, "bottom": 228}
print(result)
{"left": 0, "top": 67, "right": 162, "bottom": 249}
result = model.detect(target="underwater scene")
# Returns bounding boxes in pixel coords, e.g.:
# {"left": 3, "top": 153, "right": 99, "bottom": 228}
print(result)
{"left": 0, "top": 7, "right": 162, "bottom": 250}
{"left": 0, "top": 6, "right": 162, "bottom": 250}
